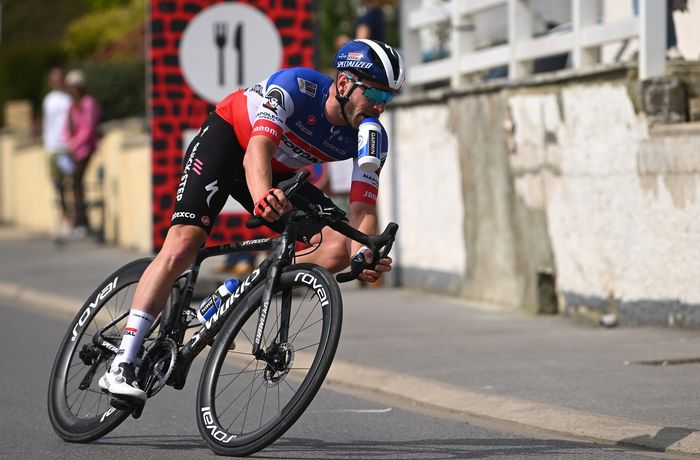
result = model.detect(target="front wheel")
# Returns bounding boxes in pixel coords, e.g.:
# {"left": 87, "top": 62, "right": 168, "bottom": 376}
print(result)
{"left": 197, "top": 264, "right": 343, "bottom": 456}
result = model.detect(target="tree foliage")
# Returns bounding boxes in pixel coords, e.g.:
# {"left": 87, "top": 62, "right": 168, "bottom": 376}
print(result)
{"left": 62, "top": 0, "right": 145, "bottom": 60}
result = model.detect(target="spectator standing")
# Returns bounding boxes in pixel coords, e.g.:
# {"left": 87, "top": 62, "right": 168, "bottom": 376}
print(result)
{"left": 335, "top": 0, "right": 387, "bottom": 48}
{"left": 42, "top": 67, "right": 73, "bottom": 235}
{"left": 632, "top": 0, "right": 689, "bottom": 59}
{"left": 64, "top": 69, "right": 102, "bottom": 237}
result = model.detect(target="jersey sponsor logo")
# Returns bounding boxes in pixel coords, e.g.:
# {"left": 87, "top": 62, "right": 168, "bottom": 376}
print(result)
{"left": 256, "top": 111, "right": 283, "bottom": 125}
{"left": 248, "top": 84, "right": 264, "bottom": 96}
{"left": 322, "top": 139, "right": 347, "bottom": 156}
{"left": 294, "top": 120, "right": 313, "bottom": 137}
{"left": 281, "top": 134, "right": 320, "bottom": 164}
{"left": 252, "top": 123, "right": 281, "bottom": 139}
{"left": 307, "top": 114, "right": 317, "bottom": 125}
{"left": 337, "top": 61, "right": 372, "bottom": 70}
{"left": 363, "top": 190, "right": 377, "bottom": 201}
{"left": 172, "top": 211, "right": 196, "bottom": 220}
{"left": 297, "top": 78, "right": 317, "bottom": 97}
{"left": 262, "top": 87, "right": 286, "bottom": 114}
{"left": 177, "top": 142, "right": 200, "bottom": 201}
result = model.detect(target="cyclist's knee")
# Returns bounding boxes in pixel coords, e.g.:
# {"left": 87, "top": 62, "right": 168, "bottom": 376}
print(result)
{"left": 158, "top": 225, "right": 207, "bottom": 272}
{"left": 315, "top": 239, "right": 350, "bottom": 273}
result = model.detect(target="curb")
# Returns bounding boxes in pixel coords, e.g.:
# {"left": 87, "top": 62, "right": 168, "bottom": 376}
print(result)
{"left": 324, "top": 360, "right": 700, "bottom": 455}
{"left": 2, "top": 280, "right": 699, "bottom": 455}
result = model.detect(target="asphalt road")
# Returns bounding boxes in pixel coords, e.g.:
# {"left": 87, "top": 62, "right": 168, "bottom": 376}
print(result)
{"left": 1, "top": 299, "right": 691, "bottom": 460}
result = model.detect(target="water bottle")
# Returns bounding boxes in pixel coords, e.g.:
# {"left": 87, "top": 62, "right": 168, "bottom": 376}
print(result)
{"left": 196, "top": 278, "right": 240, "bottom": 323}
{"left": 357, "top": 117, "right": 382, "bottom": 172}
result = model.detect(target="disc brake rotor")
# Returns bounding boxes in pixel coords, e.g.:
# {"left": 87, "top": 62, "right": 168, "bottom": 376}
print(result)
{"left": 262, "top": 343, "right": 295, "bottom": 388}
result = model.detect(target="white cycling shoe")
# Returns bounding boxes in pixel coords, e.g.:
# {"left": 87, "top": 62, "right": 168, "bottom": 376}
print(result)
{"left": 98, "top": 362, "right": 147, "bottom": 402}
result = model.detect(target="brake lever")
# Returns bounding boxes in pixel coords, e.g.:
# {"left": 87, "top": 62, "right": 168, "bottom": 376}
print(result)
{"left": 336, "top": 222, "right": 399, "bottom": 283}
{"left": 246, "top": 170, "right": 311, "bottom": 229}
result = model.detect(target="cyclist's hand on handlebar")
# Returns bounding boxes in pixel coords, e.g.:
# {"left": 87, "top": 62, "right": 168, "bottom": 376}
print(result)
{"left": 354, "top": 247, "right": 392, "bottom": 283}
{"left": 254, "top": 188, "right": 293, "bottom": 222}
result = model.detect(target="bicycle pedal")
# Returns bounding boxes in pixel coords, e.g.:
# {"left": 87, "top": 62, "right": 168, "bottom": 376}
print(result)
{"left": 109, "top": 395, "right": 145, "bottom": 419}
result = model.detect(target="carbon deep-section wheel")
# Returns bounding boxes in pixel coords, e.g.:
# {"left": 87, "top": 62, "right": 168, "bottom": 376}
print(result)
{"left": 47, "top": 258, "right": 182, "bottom": 442}
{"left": 197, "top": 264, "right": 342, "bottom": 456}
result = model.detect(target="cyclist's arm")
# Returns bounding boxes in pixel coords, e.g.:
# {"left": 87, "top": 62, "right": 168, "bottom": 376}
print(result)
{"left": 243, "top": 136, "right": 275, "bottom": 202}
{"left": 348, "top": 201, "right": 377, "bottom": 256}
{"left": 243, "top": 136, "right": 289, "bottom": 220}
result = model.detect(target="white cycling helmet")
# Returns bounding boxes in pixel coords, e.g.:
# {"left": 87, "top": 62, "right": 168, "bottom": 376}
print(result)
{"left": 333, "top": 39, "right": 405, "bottom": 91}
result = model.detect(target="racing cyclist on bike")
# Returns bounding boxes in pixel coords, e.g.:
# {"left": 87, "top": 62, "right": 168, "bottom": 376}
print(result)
{"left": 98, "top": 39, "right": 405, "bottom": 408}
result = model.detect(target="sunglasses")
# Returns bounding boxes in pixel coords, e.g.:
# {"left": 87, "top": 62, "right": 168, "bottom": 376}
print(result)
{"left": 342, "top": 72, "right": 397, "bottom": 105}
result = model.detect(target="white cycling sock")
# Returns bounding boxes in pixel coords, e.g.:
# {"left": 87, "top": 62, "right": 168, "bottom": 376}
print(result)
{"left": 111, "top": 309, "right": 155, "bottom": 372}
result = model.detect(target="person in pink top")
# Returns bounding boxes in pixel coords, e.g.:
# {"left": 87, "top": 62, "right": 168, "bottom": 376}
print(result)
{"left": 64, "top": 69, "right": 101, "bottom": 235}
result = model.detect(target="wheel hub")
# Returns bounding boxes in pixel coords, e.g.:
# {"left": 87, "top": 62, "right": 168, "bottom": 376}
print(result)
{"left": 262, "top": 343, "right": 294, "bottom": 387}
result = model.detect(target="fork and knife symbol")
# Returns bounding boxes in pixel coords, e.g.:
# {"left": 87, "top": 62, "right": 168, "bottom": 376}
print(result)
{"left": 213, "top": 22, "right": 244, "bottom": 87}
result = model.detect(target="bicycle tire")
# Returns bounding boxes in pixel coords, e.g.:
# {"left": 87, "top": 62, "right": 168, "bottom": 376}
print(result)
{"left": 197, "top": 263, "right": 342, "bottom": 456}
{"left": 47, "top": 257, "right": 179, "bottom": 443}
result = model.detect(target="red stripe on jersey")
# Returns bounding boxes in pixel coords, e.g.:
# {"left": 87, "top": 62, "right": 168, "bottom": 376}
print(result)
{"left": 285, "top": 131, "right": 336, "bottom": 163}
{"left": 251, "top": 119, "right": 283, "bottom": 144}
{"left": 215, "top": 90, "right": 253, "bottom": 148}
{"left": 350, "top": 181, "right": 378, "bottom": 205}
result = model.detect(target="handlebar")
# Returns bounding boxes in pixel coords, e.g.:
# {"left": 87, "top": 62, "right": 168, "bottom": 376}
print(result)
{"left": 245, "top": 170, "right": 399, "bottom": 283}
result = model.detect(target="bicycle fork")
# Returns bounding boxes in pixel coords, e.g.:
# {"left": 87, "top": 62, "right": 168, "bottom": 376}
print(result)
{"left": 252, "top": 226, "right": 296, "bottom": 358}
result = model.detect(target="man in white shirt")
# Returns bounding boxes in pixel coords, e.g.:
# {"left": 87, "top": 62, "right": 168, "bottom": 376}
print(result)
{"left": 42, "top": 67, "right": 73, "bottom": 232}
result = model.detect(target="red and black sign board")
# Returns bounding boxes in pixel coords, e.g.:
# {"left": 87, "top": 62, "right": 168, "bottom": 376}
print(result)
{"left": 149, "top": 0, "right": 315, "bottom": 250}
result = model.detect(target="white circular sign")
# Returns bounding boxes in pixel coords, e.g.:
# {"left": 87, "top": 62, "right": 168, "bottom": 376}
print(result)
{"left": 179, "top": 3, "right": 282, "bottom": 104}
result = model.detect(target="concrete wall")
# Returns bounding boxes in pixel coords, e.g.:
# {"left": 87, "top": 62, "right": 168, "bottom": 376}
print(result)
{"left": 383, "top": 65, "right": 700, "bottom": 325}
{"left": 0, "top": 119, "right": 152, "bottom": 252}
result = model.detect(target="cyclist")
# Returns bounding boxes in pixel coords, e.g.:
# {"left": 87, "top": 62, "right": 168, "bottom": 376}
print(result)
{"left": 99, "top": 39, "right": 405, "bottom": 406}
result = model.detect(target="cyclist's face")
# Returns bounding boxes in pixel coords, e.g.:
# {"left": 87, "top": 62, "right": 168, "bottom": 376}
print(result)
{"left": 340, "top": 73, "right": 394, "bottom": 128}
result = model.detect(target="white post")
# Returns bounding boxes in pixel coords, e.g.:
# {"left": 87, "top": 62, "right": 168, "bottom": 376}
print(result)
{"left": 572, "top": 0, "right": 600, "bottom": 69}
{"left": 639, "top": 0, "right": 666, "bottom": 80}
{"left": 450, "top": 0, "right": 475, "bottom": 88}
{"left": 508, "top": 0, "right": 533, "bottom": 79}
{"left": 400, "top": 0, "right": 423, "bottom": 89}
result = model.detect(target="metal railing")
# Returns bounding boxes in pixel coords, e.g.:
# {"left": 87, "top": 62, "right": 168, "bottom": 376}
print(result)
{"left": 400, "top": 0, "right": 667, "bottom": 89}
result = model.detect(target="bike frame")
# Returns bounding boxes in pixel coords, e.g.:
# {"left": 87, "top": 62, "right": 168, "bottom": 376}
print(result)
{"left": 159, "top": 210, "right": 303, "bottom": 390}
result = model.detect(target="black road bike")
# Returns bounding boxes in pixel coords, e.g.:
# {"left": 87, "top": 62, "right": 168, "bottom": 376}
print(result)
{"left": 47, "top": 170, "right": 398, "bottom": 456}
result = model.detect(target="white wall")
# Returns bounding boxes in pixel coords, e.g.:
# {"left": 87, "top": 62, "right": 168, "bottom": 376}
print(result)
{"left": 509, "top": 83, "right": 700, "bottom": 307}
{"left": 379, "top": 105, "right": 467, "bottom": 280}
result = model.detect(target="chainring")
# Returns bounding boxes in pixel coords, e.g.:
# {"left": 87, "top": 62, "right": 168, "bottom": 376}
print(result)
{"left": 137, "top": 337, "right": 177, "bottom": 397}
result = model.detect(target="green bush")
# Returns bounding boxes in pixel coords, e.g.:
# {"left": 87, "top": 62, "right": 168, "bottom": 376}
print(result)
{"left": 78, "top": 60, "right": 146, "bottom": 121}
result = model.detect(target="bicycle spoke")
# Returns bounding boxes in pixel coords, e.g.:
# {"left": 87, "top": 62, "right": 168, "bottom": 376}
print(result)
{"left": 215, "top": 357, "right": 257, "bottom": 399}
{"left": 292, "top": 342, "right": 319, "bottom": 353}
{"left": 288, "top": 299, "right": 321, "bottom": 344}
{"left": 240, "top": 360, "right": 260, "bottom": 432}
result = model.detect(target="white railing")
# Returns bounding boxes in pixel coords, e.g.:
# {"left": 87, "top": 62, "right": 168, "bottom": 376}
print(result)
{"left": 400, "top": 0, "right": 667, "bottom": 89}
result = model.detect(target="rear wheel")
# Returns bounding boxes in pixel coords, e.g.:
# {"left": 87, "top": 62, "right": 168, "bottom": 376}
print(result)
{"left": 197, "top": 264, "right": 342, "bottom": 456}
{"left": 47, "top": 258, "right": 183, "bottom": 442}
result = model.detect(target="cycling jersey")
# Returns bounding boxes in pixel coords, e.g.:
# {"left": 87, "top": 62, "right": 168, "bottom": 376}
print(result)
{"left": 215, "top": 67, "right": 388, "bottom": 206}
